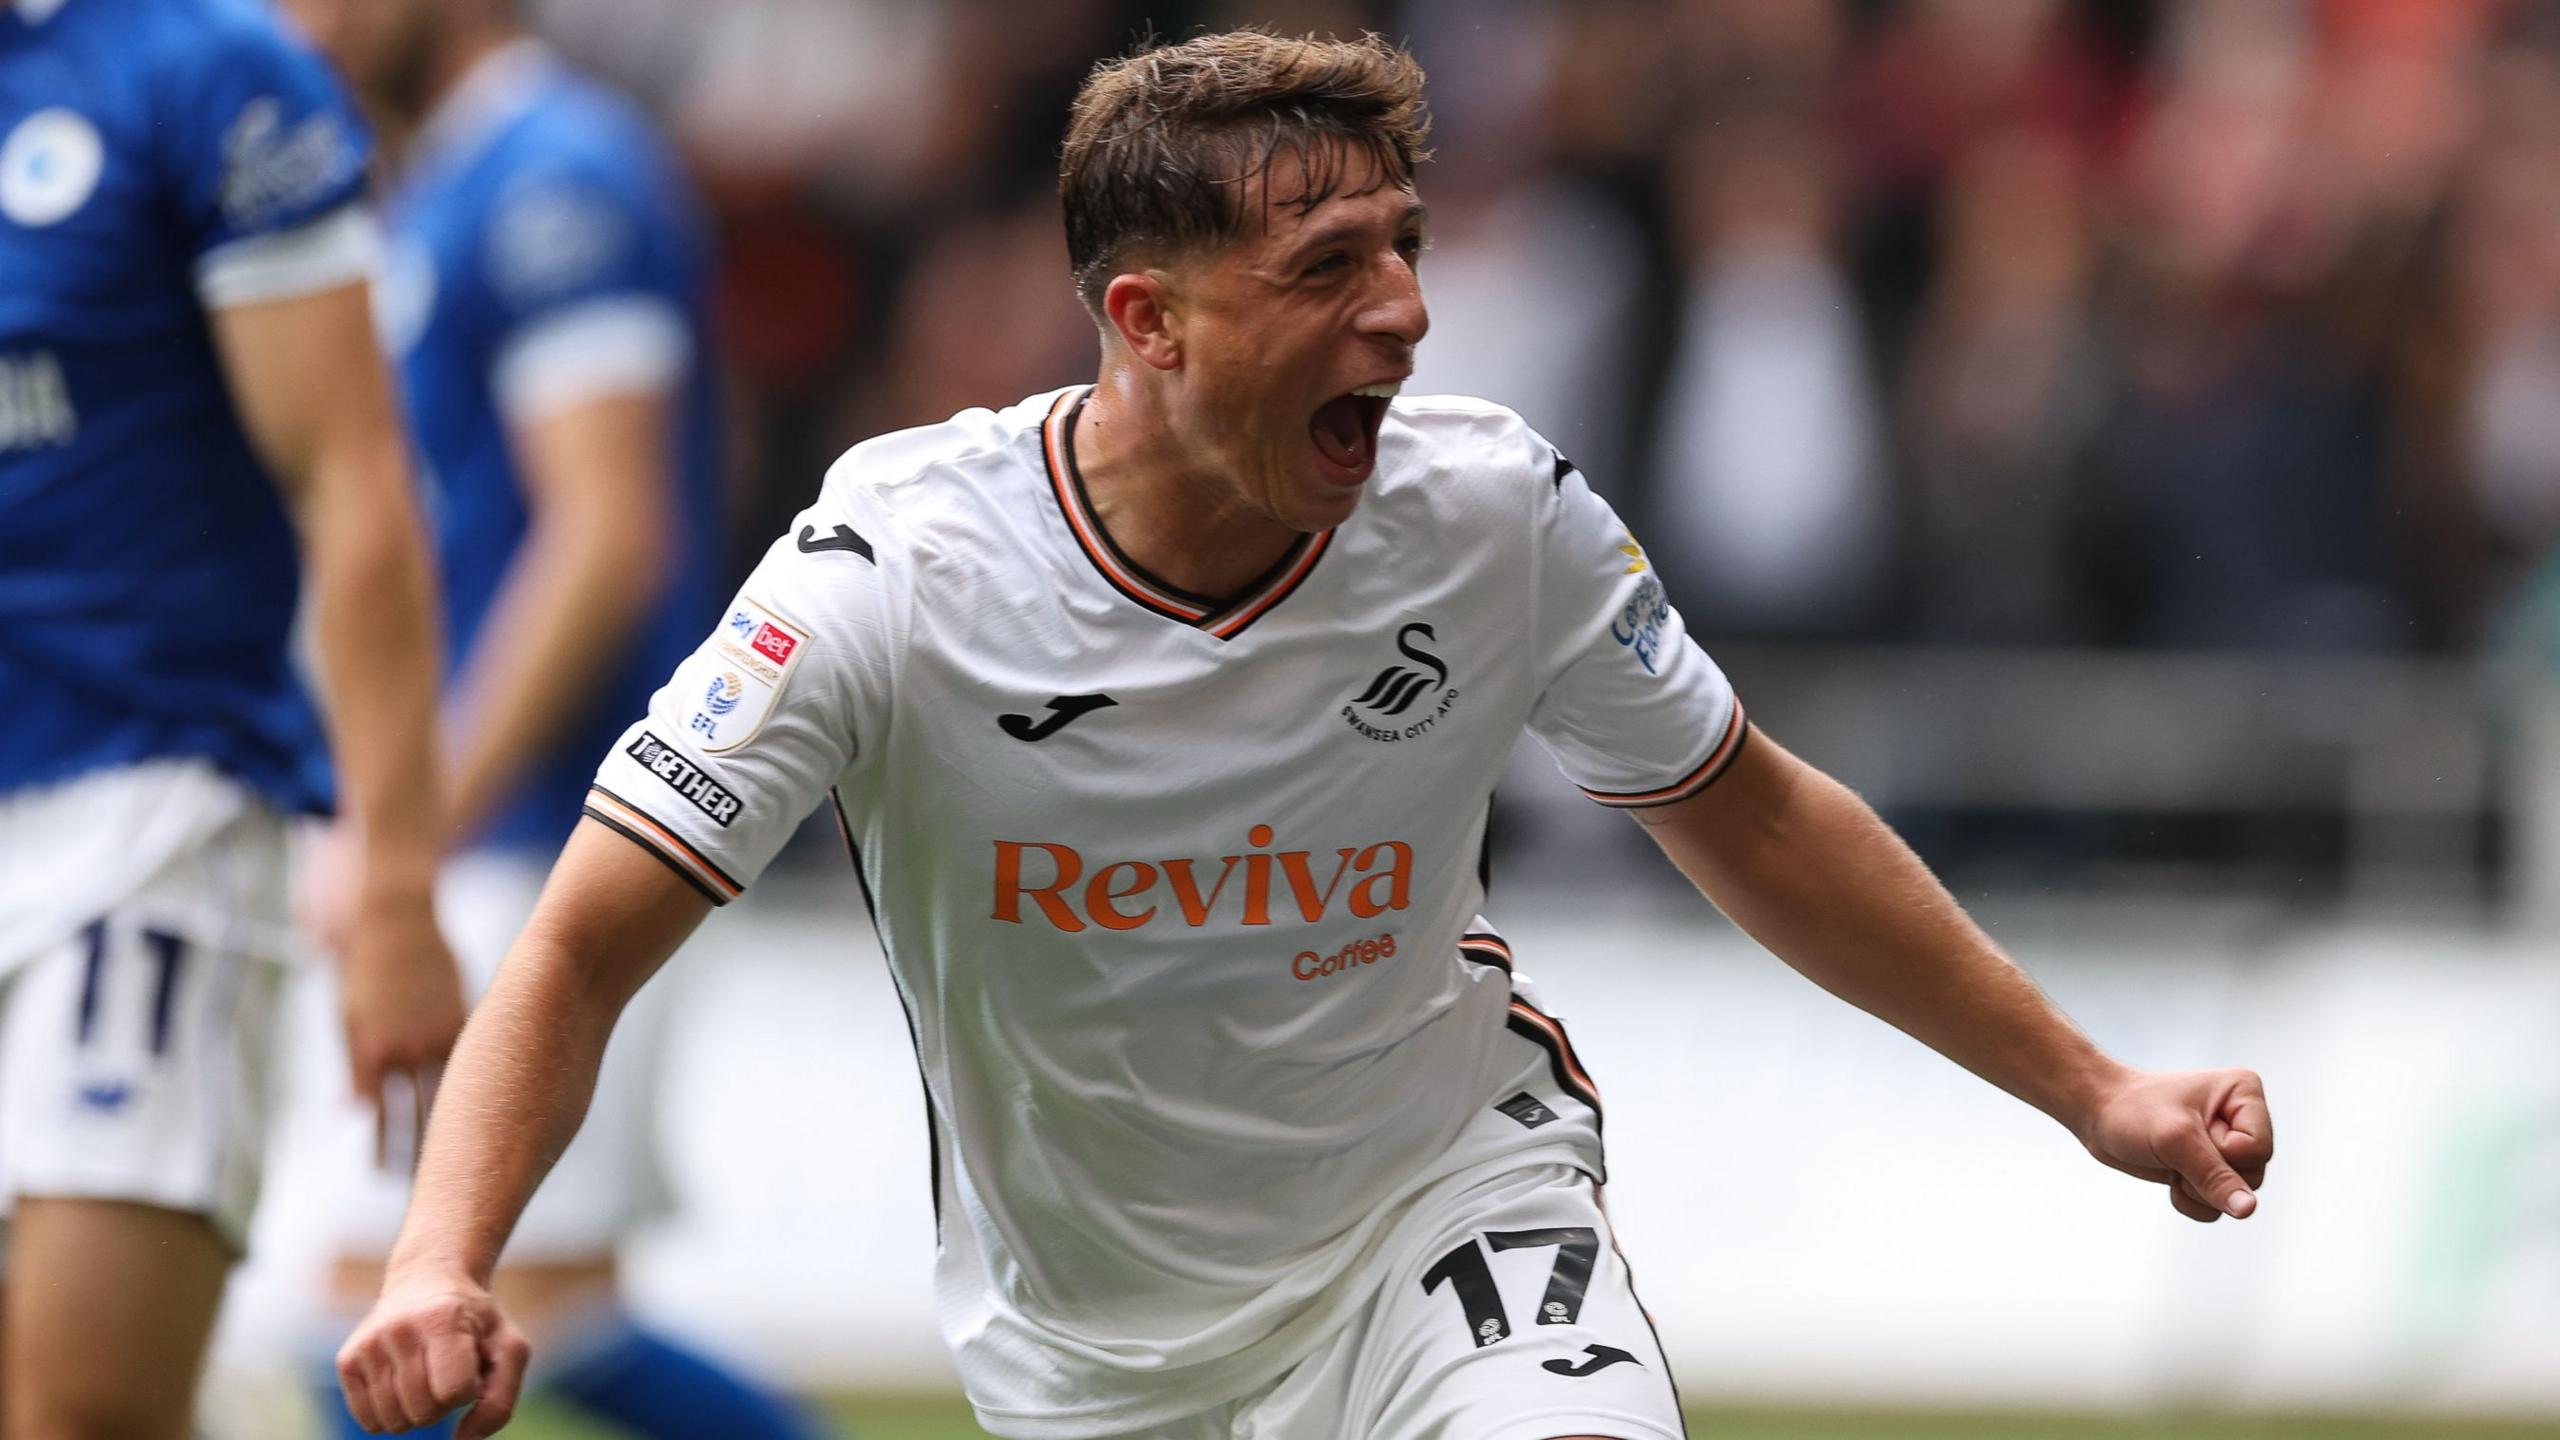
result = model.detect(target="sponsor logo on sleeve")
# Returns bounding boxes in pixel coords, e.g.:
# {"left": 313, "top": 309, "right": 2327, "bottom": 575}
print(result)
{"left": 1613, "top": 576, "right": 1668, "bottom": 676}
{"left": 218, "top": 97, "right": 360, "bottom": 229}
{"left": 1609, "top": 535, "right": 1667, "bottom": 675}
{"left": 749, "top": 622, "right": 798, "bottom": 666}
{"left": 625, "top": 731, "right": 742, "bottom": 827}
{"left": 683, "top": 596, "right": 809, "bottom": 752}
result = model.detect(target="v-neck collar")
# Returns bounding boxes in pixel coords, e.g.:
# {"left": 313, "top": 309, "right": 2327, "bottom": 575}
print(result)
{"left": 1040, "top": 388, "right": 1334, "bottom": 642}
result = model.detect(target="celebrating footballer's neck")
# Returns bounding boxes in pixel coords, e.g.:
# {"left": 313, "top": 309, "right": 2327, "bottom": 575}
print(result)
{"left": 1072, "top": 138, "right": 1428, "bottom": 603}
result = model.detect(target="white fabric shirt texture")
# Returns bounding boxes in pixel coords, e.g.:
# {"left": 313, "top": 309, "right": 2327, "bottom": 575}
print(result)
{"left": 587, "top": 387, "right": 1743, "bottom": 1434}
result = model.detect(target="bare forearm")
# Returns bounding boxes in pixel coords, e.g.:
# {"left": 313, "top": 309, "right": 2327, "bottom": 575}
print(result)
{"left": 1649, "top": 754, "right": 2127, "bottom": 1128}
{"left": 211, "top": 282, "right": 445, "bottom": 888}
{"left": 442, "top": 522, "right": 662, "bottom": 844}
{"left": 1641, "top": 729, "right": 2273, "bottom": 1223}
{"left": 306, "top": 430, "right": 447, "bottom": 892}
{"left": 386, "top": 939, "right": 615, "bottom": 1285}
{"left": 383, "top": 822, "right": 705, "bottom": 1283}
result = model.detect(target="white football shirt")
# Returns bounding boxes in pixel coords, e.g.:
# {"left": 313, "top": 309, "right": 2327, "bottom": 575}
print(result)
{"left": 587, "top": 386, "right": 1744, "bottom": 1435}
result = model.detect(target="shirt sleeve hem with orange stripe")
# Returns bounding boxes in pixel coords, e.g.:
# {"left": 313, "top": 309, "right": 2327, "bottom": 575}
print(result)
{"left": 582, "top": 785, "right": 745, "bottom": 905}
{"left": 1576, "top": 700, "right": 1749, "bottom": 810}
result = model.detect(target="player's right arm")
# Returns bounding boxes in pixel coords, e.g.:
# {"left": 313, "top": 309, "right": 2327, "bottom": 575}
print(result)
{"left": 213, "top": 282, "right": 467, "bottom": 1110}
{"left": 338, "top": 820, "right": 707, "bottom": 1438}
{"left": 341, "top": 472, "right": 903, "bottom": 1435}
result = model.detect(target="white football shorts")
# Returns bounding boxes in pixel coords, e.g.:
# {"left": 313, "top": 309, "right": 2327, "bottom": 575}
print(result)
{"left": 0, "top": 774, "right": 292, "bottom": 1255}
{"left": 1090, "top": 1162, "right": 1688, "bottom": 1440}
{"left": 330, "top": 849, "right": 672, "bottom": 1261}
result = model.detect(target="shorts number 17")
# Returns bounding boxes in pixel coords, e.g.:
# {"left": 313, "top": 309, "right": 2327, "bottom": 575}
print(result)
{"left": 1419, "top": 1227, "right": 1597, "bottom": 1347}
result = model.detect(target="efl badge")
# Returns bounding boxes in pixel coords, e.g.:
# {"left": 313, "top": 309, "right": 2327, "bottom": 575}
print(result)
{"left": 683, "top": 595, "right": 809, "bottom": 752}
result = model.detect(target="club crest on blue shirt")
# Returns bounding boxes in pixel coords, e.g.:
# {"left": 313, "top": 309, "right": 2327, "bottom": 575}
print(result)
{"left": 487, "top": 178, "right": 626, "bottom": 302}
{"left": 0, "top": 108, "right": 104, "bottom": 227}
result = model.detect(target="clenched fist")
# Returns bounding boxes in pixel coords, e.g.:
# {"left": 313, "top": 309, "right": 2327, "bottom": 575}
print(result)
{"left": 337, "top": 1275, "right": 530, "bottom": 1438}
{"left": 2075, "top": 1067, "right": 2275, "bottom": 1222}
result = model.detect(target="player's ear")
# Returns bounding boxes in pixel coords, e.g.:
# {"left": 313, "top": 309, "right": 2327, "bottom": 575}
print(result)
{"left": 1102, "top": 271, "right": 1181, "bottom": 372}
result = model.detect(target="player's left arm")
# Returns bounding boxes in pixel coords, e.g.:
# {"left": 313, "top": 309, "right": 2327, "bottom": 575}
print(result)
{"left": 176, "top": 0, "right": 463, "bottom": 1116}
{"left": 441, "top": 388, "right": 677, "bottom": 845}
{"left": 436, "top": 158, "right": 698, "bottom": 846}
{"left": 1631, "top": 725, "right": 2274, "bottom": 1222}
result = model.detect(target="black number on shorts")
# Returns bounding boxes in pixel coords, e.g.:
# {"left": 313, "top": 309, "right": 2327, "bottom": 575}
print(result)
{"left": 1421, "top": 1240, "right": 1511, "bottom": 1347}
{"left": 1487, "top": 1226, "right": 1598, "bottom": 1326}
{"left": 142, "top": 927, "right": 187, "bottom": 1056}
{"left": 69, "top": 919, "right": 189, "bottom": 1057}
{"left": 1422, "top": 1227, "right": 1602, "bottom": 1347}
{"left": 74, "top": 919, "right": 106, "bottom": 1046}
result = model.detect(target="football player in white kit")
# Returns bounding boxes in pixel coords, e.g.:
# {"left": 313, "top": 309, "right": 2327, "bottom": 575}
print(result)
{"left": 338, "top": 31, "right": 2276, "bottom": 1440}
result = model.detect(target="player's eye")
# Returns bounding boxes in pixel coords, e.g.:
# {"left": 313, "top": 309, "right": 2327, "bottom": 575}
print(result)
{"left": 1306, "top": 251, "right": 1350, "bottom": 277}
{"left": 1397, "top": 233, "right": 1427, "bottom": 264}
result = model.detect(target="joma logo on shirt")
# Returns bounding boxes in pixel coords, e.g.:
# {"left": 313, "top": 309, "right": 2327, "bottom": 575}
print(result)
{"left": 992, "top": 826, "right": 1414, "bottom": 932}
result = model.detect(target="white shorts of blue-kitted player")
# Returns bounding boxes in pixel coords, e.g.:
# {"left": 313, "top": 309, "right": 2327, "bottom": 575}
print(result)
{"left": 0, "top": 761, "right": 294, "bottom": 1260}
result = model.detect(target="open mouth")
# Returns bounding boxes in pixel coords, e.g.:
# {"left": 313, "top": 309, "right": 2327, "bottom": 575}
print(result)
{"left": 1309, "top": 382, "right": 1398, "bottom": 482}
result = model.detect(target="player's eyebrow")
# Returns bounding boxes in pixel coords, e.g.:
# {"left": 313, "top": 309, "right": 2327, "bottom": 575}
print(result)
{"left": 1284, "top": 201, "right": 1430, "bottom": 265}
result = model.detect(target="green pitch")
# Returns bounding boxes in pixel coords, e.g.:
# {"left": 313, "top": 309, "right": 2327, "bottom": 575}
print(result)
{"left": 501, "top": 1395, "right": 2560, "bottom": 1439}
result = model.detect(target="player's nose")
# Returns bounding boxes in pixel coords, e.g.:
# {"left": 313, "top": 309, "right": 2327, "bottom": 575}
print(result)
{"left": 1360, "top": 254, "right": 1428, "bottom": 349}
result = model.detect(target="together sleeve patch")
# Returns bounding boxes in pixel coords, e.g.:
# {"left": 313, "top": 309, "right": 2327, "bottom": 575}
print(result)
{"left": 625, "top": 730, "right": 743, "bottom": 827}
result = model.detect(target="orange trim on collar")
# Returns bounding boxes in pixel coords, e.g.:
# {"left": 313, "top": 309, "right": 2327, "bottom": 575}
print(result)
{"left": 1041, "top": 388, "right": 1335, "bottom": 640}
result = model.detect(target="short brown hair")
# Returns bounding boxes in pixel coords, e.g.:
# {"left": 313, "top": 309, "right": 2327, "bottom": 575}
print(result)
{"left": 1059, "top": 30, "right": 1431, "bottom": 312}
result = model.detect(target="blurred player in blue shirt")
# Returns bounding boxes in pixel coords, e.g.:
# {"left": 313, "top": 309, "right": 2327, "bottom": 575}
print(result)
{"left": 283, "top": 0, "right": 821, "bottom": 1435}
{"left": 0, "top": 0, "right": 464, "bottom": 1433}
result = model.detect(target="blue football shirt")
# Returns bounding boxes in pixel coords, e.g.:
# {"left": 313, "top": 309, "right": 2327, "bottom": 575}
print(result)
{"left": 0, "top": 0, "right": 377, "bottom": 814}
{"left": 378, "top": 42, "right": 722, "bottom": 853}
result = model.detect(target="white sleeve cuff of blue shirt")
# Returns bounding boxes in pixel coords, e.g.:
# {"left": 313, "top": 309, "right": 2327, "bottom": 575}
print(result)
{"left": 494, "top": 296, "right": 689, "bottom": 423}
{"left": 195, "top": 205, "right": 382, "bottom": 309}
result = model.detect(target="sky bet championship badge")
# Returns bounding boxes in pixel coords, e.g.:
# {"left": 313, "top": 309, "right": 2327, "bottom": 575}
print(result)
{"left": 681, "top": 596, "right": 808, "bottom": 753}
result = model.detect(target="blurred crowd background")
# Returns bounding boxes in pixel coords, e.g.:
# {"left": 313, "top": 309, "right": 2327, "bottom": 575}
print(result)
{"left": 500, "top": 0, "right": 2560, "bottom": 907}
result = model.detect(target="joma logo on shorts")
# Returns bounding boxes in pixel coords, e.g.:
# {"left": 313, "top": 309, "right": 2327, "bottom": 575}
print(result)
{"left": 992, "top": 826, "right": 1414, "bottom": 933}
